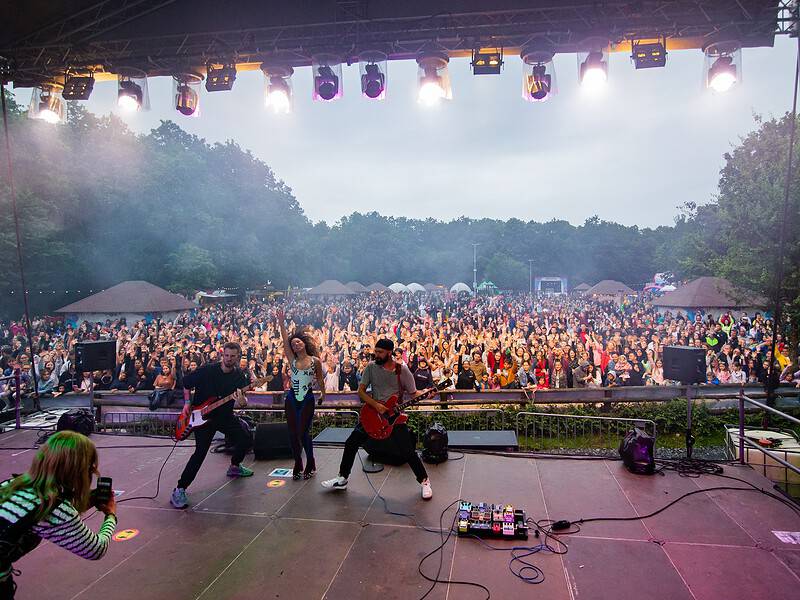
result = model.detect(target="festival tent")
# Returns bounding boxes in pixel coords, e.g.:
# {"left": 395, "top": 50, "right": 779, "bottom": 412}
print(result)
{"left": 450, "top": 282, "right": 472, "bottom": 294}
{"left": 388, "top": 282, "right": 411, "bottom": 293}
{"left": 653, "top": 277, "right": 767, "bottom": 319}
{"left": 56, "top": 280, "right": 196, "bottom": 324}
{"left": 345, "top": 281, "right": 369, "bottom": 293}
{"left": 477, "top": 280, "right": 499, "bottom": 295}
{"left": 573, "top": 282, "right": 591, "bottom": 294}
{"left": 307, "top": 280, "right": 355, "bottom": 296}
{"left": 366, "top": 282, "right": 389, "bottom": 292}
{"left": 585, "top": 280, "right": 636, "bottom": 298}
{"left": 406, "top": 282, "right": 426, "bottom": 293}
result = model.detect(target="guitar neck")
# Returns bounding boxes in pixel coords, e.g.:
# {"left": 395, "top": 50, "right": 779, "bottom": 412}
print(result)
{"left": 201, "top": 379, "right": 265, "bottom": 414}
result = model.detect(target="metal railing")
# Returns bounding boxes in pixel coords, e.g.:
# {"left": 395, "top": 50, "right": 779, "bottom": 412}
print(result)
{"left": 735, "top": 391, "right": 800, "bottom": 493}
{"left": 515, "top": 411, "right": 656, "bottom": 455}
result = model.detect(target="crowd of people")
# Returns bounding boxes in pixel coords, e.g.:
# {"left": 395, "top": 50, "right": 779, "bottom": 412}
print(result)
{"left": 0, "top": 292, "right": 797, "bottom": 406}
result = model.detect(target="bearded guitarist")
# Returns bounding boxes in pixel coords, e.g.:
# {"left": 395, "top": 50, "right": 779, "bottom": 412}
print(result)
{"left": 322, "top": 338, "right": 433, "bottom": 500}
{"left": 171, "top": 342, "right": 253, "bottom": 509}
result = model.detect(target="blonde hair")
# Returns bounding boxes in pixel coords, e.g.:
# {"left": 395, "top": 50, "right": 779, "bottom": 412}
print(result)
{"left": 0, "top": 431, "right": 98, "bottom": 520}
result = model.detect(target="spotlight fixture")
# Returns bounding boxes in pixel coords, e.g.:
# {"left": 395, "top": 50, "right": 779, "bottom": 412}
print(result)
{"left": 173, "top": 73, "right": 202, "bottom": 116}
{"left": 28, "top": 86, "right": 65, "bottom": 123}
{"left": 471, "top": 48, "right": 503, "bottom": 75}
{"left": 359, "top": 51, "right": 388, "bottom": 100}
{"left": 579, "top": 50, "right": 608, "bottom": 91}
{"left": 704, "top": 41, "right": 740, "bottom": 93}
{"left": 521, "top": 46, "right": 557, "bottom": 103}
{"left": 631, "top": 40, "right": 667, "bottom": 69}
{"left": 416, "top": 51, "right": 451, "bottom": 106}
{"left": 62, "top": 73, "right": 94, "bottom": 100}
{"left": 312, "top": 56, "right": 342, "bottom": 102}
{"left": 261, "top": 63, "right": 294, "bottom": 113}
{"left": 205, "top": 62, "right": 236, "bottom": 92}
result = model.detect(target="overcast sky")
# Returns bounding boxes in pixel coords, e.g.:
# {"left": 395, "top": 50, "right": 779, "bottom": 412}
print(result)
{"left": 18, "top": 36, "right": 795, "bottom": 228}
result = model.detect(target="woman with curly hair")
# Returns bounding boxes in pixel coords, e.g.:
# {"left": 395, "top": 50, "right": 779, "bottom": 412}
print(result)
{"left": 277, "top": 309, "right": 325, "bottom": 480}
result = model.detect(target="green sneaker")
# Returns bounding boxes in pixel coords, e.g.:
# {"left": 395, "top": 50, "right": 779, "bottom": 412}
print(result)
{"left": 227, "top": 464, "right": 254, "bottom": 478}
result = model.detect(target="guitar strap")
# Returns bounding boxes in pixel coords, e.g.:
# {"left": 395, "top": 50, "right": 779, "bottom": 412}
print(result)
{"left": 395, "top": 363, "right": 403, "bottom": 403}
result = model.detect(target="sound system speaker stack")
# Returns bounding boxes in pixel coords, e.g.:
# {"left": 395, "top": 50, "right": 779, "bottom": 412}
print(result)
{"left": 662, "top": 346, "right": 706, "bottom": 384}
{"left": 253, "top": 423, "right": 293, "bottom": 460}
{"left": 75, "top": 340, "right": 117, "bottom": 372}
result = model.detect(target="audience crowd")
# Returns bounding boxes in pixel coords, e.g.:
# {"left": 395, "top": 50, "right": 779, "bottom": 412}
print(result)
{"left": 0, "top": 292, "right": 797, "bottom": 406}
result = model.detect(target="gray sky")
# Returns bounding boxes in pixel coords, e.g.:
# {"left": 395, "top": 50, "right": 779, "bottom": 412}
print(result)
{"left": 21, "top": 36, "right": 795, "bottom": 228}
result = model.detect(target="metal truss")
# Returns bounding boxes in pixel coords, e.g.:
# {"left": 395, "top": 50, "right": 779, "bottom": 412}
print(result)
{"left": 0, "top": 1, "right": 790, "bottom": 87}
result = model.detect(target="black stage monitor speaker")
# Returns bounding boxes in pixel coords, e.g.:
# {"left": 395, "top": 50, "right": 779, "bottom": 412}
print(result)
{"left": 75, "top": 340, "right": 117, "bottom": 372}
{"left": 663, "top": 346, "right": 706, "bottom": 384}
{"left": 253, "top": 423, "right": 293, "bottom": 460}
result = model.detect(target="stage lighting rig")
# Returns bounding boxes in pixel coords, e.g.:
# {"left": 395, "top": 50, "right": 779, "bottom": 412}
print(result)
{"left": 417, "top": 51, "right": 451, "bottom": 106}
{"left": 261, "top": 63, "right": 293, "bottom": 113}
{"left": 521, "top": 45, "right": 556, "bottom": 102}
{"left": 173, "top": 73, "right": 202, "bottom": 116}
{"left": 704, "top": 41, "right": 740, "bottom": 93}
{"left": 28, "top": 86, "right": 65, "bottom": 123}
{"left": 631, "top": 40, "right": 667, "bottom": 69}
{"left": 117, "top": 72, "right": 149, "bottom": 111}
{"left": 312, "top": 56, "right": 342, "bottom": 102}
{"left": 205, "top": 62, "right": 236, "bottom": 92}
{"left": 471, "top": 48, "right": 503, "bottom": 75}
{"left": 579, "top": 49, "right": 608, "bottom": 92}
{"left": 359, "top": 51, "right": 387, "bottom": 100}
{"left": 61, "top": 73, "right": 94, "bottom": 100}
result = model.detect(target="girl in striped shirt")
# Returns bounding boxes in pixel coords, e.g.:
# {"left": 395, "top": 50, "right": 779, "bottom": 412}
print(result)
{"left": 0, "top": 431, "right": 117, "bottom": 598}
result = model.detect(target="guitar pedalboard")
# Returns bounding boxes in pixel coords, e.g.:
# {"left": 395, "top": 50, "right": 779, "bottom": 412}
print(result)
{"left": 456, "top": 501, "right": 529, "bottom": 540}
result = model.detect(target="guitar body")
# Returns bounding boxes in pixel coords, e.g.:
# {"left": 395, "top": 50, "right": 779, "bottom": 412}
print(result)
{"left": 175, "top": 397, "right": 219, "bottom": 441}
{"left": 359, "top": 395, "right": 409, "bottom": 440}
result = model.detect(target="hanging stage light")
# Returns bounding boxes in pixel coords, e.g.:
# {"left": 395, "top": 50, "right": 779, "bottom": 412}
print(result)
{"left": 28, "top": 86, "right": 65, "bottom": 123}
{"left": 471, "top": 48, "right": 503, "bottom": 75}
{"left": 312, "top": 56, "right": 342, "bottom": 102}
{"left": 118, "top": 78, "right": 143, "bottom": 111}
{"left": 704, "top": 41, "right": 740, "bottom": 93}
{"left": 62, "top": 73, "right": 94, "bottom": 100}
{"left": 579, "top": 50, "right": 608, "bottom": 91}
{"left": 261, "top": 63, "right": 294, "bottom": 113}
{"left": 521, "top": 45, "right": 556, "bottom": 103}
{"left": 631, "top": 40, "right": 667, "bottom": 69}
{"left": 417, "top": 51, "right": 451, "bottom": 106}
{"left": 359, "top": 51, "right": 388, "bottom": 100}
{"left": 173, "top": 73, "right": 202, "bottom": 116}
{"left": 205, "top": 62, "right": 236, "bottom": 92}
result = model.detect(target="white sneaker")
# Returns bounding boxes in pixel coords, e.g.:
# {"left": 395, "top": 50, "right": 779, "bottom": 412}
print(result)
{"left": 321, "top": 476, "right": 348, "bottom": 490}
{"left": 421, "top": 479, "right": 433, "bottom": 500}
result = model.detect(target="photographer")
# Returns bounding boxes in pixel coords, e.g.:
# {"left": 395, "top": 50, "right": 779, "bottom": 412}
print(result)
{"left": 0, "top": 431, "right": 117, "bottom": 598}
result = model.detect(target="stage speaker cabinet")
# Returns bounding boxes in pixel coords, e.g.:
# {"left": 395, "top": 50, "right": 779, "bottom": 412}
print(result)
{"left": 253, "top": 423, "right": 293, "bottom": 460}
{"left": 662, "top": 346, "right": 706, "bottom": 384}
{"left": 75, "top": 340, "right": 117, "bottom": 372}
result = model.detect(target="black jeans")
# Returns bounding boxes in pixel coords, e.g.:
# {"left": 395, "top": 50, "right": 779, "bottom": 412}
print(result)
{"left": 177, "top": 412, "right": 252, "bottom": 489}
{"left": 285, "top": 389, "right": 316, "bottom": 474}
{"left": 339, "top": 425, "right": 428, "bottom": 483}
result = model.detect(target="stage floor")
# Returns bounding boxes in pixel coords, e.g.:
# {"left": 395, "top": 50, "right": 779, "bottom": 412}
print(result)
{"left": 2, "top": 429, "right": 799, "bottom": 600}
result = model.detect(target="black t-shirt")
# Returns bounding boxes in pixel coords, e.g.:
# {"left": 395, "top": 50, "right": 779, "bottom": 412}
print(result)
{"left": 183, "top": 363, "right": 249, "bottom": 418}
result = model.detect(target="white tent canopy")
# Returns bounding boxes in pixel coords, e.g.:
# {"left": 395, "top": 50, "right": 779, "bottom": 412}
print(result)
{"left": 406, "top": 282, "right": 425, "bottom": 293}
{"left": 388, "top": 282, "right": 410, "bottom": 293}
{"left": 450, "top": 282, "right": 472, "bottom": 294}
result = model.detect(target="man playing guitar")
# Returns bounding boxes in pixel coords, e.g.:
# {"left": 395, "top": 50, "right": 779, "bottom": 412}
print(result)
{"left": 322, "top": 338, "right": 433, "bottom": 500}
{"left": 171, "top": 342, "right": 253, "bottom": 509}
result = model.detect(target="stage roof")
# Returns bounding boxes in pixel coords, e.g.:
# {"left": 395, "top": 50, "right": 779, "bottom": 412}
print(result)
{"left": 0, "top": 1, "right": 786, "bottom": 88}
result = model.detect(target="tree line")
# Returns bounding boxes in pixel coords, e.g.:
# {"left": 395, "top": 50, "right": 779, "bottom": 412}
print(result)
{"left": 0, "top": 90, "right": 797, "bottom": 339}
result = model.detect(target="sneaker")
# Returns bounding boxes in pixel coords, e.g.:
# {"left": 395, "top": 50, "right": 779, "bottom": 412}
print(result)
{"left": 421, "top": 479, "right": 433, "bottom": 500}
{"left": 321, "top": 476, "right": 348, "bottom": 490}
{"left": 227, "top": 464, "right": 254, "bottom": 478}
{"left": 170, "top": 487, "right": 188, "bottom": 509}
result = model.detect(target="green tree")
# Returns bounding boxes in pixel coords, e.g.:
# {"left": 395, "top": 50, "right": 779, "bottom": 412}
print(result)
{"left": 166, "top": 243, "right": 218, "bottom": 291}
{"left": 484, "top": 252, "right": 527, "bottom": 290}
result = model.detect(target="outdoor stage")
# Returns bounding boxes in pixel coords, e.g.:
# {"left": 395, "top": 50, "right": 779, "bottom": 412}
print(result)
{"left": 2, "top": 429, "right": 799, "bottom": 600}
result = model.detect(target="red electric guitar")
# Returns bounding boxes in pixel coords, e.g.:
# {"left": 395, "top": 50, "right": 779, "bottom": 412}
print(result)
{"left": 360, "top": 380, "right": 449, "bottom": 440}
{"left": 174, "top": 377, "right": 268, "bottom": 441}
